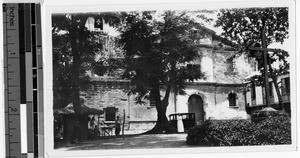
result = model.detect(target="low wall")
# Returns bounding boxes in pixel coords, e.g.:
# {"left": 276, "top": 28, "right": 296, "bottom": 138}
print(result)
{"left": 125, "top": 121, "right": 156, "bottom": 134}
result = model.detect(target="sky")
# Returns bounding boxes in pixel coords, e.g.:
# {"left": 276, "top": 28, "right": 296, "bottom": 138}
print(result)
{"left": 86, "top": 9, "right": 290, "bottom": 52}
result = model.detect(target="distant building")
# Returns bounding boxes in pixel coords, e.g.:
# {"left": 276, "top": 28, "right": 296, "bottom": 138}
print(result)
{"left": 245, "top": 74, "right": 291, "bottom": 115}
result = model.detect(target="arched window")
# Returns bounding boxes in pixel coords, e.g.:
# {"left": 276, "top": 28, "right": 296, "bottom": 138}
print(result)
{"left": 228, "top": 92, "right": 237, "bottom": 107}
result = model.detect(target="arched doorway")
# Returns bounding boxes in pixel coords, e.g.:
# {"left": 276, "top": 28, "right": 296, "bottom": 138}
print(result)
{"left": 188, "top": 94, "right": 205, "bottom": 122}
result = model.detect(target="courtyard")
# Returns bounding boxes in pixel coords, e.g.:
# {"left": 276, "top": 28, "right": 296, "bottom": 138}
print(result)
{"left": 55, "top": 133, "right": 191, "bottom": 151}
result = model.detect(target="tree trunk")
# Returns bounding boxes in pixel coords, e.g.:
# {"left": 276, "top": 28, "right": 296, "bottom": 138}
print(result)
{"left": 145, "top": 86, "right": 176, "bottom": 134}
{"left": 268, "top": 62, "right": 284, "bottom": 110}
{"left": 70, "top": 25, "right": 89, "bottom": 142}
{"left": 145, "top": 102, "right": 175, "bottom": 134}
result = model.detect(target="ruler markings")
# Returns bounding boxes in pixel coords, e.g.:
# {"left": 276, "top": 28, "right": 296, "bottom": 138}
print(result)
{"left": 5, "top": 112, "right": 9, "bottom": 131}
{"left": 4, "top": 3, "right": 21, "bottom": 158}
{"left": 4, "top": 3, "right": 43, "bottom": 158}
{"left": 4, "top": 68, "right": 8, "bottom": 89}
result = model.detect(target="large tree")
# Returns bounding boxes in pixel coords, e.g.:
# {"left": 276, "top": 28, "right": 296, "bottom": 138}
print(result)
{"left": 215, "top": 8, "right": 289, "bottom": 110}
{"left": 52, "top": 14, "right": 103, "bottom": 142}
{"left": 119, "top": 11, "right": 207, "bottom": 134}
{"left": 52, "top": 13, "right": 124, "bottom": 110}
{"left": 52, "top": 14, "right": 103, "bottom": 110}
{"left": 52, "top": 13, "right": 124, "bottom": 141}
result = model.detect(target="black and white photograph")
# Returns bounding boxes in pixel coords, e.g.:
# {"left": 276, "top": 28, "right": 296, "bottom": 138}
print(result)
{"left": 43, "top": 0, "right": 297, "bottom": 157}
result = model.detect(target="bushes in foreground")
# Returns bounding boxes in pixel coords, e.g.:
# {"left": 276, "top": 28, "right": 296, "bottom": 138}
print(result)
{"left": 186, "top": 113, "right": 291, "bottom": 146}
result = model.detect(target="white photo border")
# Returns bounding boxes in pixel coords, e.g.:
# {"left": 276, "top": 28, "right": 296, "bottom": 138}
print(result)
{"left": 42, "top": 0, "right": 297, "bottom": 157}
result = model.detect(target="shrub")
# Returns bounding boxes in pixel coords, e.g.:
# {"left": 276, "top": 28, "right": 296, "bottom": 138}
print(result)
{"left": 253, "top": 113, "right": 291, "bottom": 145}
{"left": 186, "top": 121, "right": 229, "bottom": 146}
{"left": 186, "top": 113, "right": 291, "bottom": 146}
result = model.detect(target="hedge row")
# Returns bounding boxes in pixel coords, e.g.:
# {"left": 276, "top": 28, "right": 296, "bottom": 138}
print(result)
{"left": 186, "top": 114, "right": 291, "bottom": 146}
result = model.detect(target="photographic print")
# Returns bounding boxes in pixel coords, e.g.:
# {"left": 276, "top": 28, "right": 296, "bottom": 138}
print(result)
{"left": 45, "top": 0, "right": 296, "bottom": 156}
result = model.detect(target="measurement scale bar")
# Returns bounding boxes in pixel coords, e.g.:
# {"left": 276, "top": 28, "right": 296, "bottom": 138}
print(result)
{"left": 3, "top": 3, "right": 44, "bottom": 158}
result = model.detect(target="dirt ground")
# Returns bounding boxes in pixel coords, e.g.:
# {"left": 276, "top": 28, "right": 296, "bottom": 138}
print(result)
{"left": 55, "top": 133, "right": 192, "bottom": 151}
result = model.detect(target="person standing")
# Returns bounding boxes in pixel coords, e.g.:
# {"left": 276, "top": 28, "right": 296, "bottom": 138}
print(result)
{"left": 177, "top": 114, "right": 184, "bottom": 133}
{"left": 115, "top": 116, "right": 121, "bottom": 136}
{"left": 90, "top": 116, "right": 95, "bottom": 129}
{"left": 93, "top": 125, "right": 100, "bottom": 139}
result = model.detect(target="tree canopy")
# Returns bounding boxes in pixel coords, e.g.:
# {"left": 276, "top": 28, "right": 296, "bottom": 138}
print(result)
{"left": 119, "top": 11, "right": 208, "bottom": 133}
{"left": 215, "top": 8, "right": 288, "bottom": 47}
{"left": 52, "top": 13, "right": 125, "bottom": 110}
{"left": 215, "top": 7, "right": 289, "bottom": 109}
{"left": 52, "top": 14, "right": 102, "bottom": 110}
{"left": 215, "top": 8, "right": 289, "bottom": 73}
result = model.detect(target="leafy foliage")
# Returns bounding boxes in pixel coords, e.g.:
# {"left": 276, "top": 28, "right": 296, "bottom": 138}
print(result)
{"left": 52, "top": 13, "right": 118, "bottom": 109}
{"left": 215, "top": 8, "right": 289, "bottom": 108}
{"left": 215, "top": 7, "right": 289, "bottom": 74}
{"left": 119, "top": 11, "right": 211, "bottom": 133}
{"left": 186, "top": 113, "right": 291, "bottom": 146}
{"left": 215, "top": 8, "right": 288, "bottom": 47}
{"left": 119, "top": 11, "right": 207, "bottom": 104}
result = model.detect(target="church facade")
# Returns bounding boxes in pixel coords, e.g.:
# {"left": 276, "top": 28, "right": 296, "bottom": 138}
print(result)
{"left": 79, "top": 19, "right": 258, "bottom": 133}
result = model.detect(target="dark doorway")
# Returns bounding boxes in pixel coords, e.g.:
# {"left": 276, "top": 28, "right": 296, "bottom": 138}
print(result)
{"left": 188, "top": 94, "right": 204, "bottom": 122}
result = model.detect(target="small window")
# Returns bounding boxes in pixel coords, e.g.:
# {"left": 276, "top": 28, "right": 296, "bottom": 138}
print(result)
{"left": 187, "top": 64, "right": 201, "bottom": 76}
{"left": 226, "top": 58, "right": 234, "bottom": 73}
{"left": 105, "top": 107, "right": 117, "bottom": 121}
{"left": 189, "top": 30, "right": 198, "bottom": 37}
{"left": 94, "top": 18, "right": 103, "bottom": 30}
{"left": 228, "top": 92, "right": 237, "bottom": 107}
{"left": 251, "top": 83, "right": 256, "bottom": 99}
